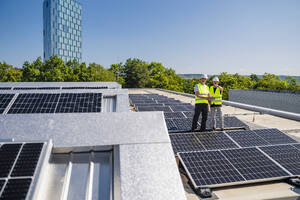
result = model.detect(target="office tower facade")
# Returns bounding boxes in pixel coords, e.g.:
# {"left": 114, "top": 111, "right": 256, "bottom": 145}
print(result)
{"left": 43, "top": 0, "right": 82, "bottom": 63}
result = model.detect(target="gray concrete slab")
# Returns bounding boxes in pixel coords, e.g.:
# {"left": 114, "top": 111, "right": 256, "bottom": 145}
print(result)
{"left": 0, "top": 112, "right": 169, "bottom": 148}
{"left": 119, "top": 143, "right": 186, "bottom": 200}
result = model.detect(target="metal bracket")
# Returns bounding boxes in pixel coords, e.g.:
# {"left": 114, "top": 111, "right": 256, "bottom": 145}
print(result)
{"left": 289, "top": 178, "right": 300, "bottom": 187}
{"left": 196, "top": 187, "right": 212, "bottom": 198}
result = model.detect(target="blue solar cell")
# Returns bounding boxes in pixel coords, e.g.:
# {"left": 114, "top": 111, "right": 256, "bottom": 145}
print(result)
{"left": 196, "top": 131, "right": 238, "bottom": 150}
{"left": 164, "top": 112, "right": 186, "bottom": 119}
{"left": 169, "top": 133, "right": 205, "bottom": 154}
{"left": 179, "top": 151, "right": 245, "bottom": 187}
{"left": 221, "top": 148, "right": 289, "bottom": 180}
{"left": 259, "top": 145, "right": 300, "bottom": 175}
{"left": 0, "top": 94, "right": 14, "bottom": 114}
{"left": 253, "top": 129, "right": 298, "bottom": 145}
{"left": 226, "top": 130, "right": 269, "bottom": 147}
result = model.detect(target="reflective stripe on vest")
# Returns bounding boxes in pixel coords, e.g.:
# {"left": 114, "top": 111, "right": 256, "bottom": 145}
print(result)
{"left": 210, "top": 86, "right": 222, "bottom": 105}
{"left": 195, "top": 84, "right": 209, "bottom": 104}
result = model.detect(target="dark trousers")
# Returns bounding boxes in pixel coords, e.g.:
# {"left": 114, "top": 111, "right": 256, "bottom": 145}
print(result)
{"left": 192, "top": 103, "right": 208, "bottom": 131}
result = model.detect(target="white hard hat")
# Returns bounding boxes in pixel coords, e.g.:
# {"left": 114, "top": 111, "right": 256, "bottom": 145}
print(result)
{"left": 213, "top": 77, "right": 219, "bottom": 82}
{"left": 200, "top": 74, "right": 208, "bottom": 79}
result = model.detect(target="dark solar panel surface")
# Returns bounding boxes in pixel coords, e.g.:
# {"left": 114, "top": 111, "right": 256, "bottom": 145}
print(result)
{"left": 137, "top": 106, "right": 172, "bottom": 112}
{"left": 8, "top": 93, "right": 102, "bottom": 114}
{"left": 253, "top": 129, "right": 298, "bottom": 144}
{"left": 8, "top": 93, "right": 60, "bottom": 114}
{"left": 226, "top": 130, "right": 269, "bottom": 147}
{"left": 170, "top": 105, "right": 194, "bottom": 112}
{"left": 196, "top": 132, "right": 238, "bottom": 150}
{"left": 179, "top": 151, "right": 245, "bottom": 187}
{"left": 164, "top": 112, "right": 185, "bottom": 119}
{"left": 224, "top": 116, "right": 248, "bottom": 129}
{"left": 293, "top": 144, "right": 300, "bottom": 150}
{"left": 13, "top": 87, "right": 60, "bottom": 90}
{"left": 165, "top": 119, "right": 178, "bottom": 130}
{"left": 169, "top": 133, "right": 205, "bottom": 154}
{"left": 11, "top": 143, "right": 43, "bottom": 177}
{"left": 182, "top": 111, "right": 194, "bottom": 118}
{"left": 0, "top": 144, "right": 22, "bottom": 178}
{"left": 134, "top": 103, "right": 164, "bottom": 107}
{"left": 260, "top": 145, "right": 300, "bottom": 175}
{"left": 0, "top": 180, "right": 5, "bottom": 193}
{"left": 55, "top": 93, "right": 102, "bottom": 113}
{"left": 222, "top": 148, "right": 289, "bottom": 180}
{"left": 0, "top": 94, "right": 14, "bottom": 114}
{"left": 0, "top": 87, "right": 11, "bottom": 90}
{"left": 0, "top": 178, "right": 32, "bottom": 200}
{"left": 171, "top": 118, "right": 194, "bottom": 131}
{"left": 62, "top": 86, "right": 108, "bottom": 89}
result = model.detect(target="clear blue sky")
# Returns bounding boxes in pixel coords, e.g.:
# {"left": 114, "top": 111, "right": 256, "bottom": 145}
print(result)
{"left": 0, "top": 0, "right": 299, "bottom": 75}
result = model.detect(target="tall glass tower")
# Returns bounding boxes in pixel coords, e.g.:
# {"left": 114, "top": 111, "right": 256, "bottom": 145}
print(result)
{"left": 43, "top": 0, "right": 82, "bottom": 63}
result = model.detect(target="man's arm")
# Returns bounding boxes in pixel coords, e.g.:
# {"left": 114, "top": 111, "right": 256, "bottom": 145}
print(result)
{"left": 195, "top": 91, "right": 210, "bottom": 100}
{"left": 218, "top": 86, "right": 223, "bottom": 92}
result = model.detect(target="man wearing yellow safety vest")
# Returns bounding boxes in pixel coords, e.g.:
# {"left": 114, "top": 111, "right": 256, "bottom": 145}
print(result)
{"left": 210, "top": 77, "right": 224, "bottom": 131}
{"left": 191, "top": 74, "right": 212, "bottom": 132}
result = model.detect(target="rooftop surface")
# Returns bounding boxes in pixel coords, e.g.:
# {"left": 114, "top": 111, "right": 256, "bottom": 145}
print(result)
{"left": 128, "top": 88, "right": 300, "bottom": 200}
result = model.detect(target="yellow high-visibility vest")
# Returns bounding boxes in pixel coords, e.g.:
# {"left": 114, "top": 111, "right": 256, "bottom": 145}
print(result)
{"left": 195, "top": 84, "right": 209, "bottom": 104}
{"left": 210, "top": 86, "right": 222, "bottom": 105}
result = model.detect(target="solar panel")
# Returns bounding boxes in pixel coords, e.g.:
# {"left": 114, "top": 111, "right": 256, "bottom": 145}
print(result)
{"left": 169, "top": 133, "right": 205, "bottom": 154}
{"left": 253, "top": 129, "right": 298, "bottom": 145}
{"left": 55, "top": 93, "right": 102, "bottom": 113}
{"left": 7, "top": 93, "right": 102, "bottom": 114}
{"left": 171, "top": 118, "right": 194, "bottom": 131}
{"left": 178, "top": 151, "right": 245, "bottom": 187}
{"left": 0, "top": 142, "right": 45, "bottom": 200}
{"left": 0, "top": 178, "right": 32, "bottom": 200}
{"left": 0, "top": 144, "right": 22, "bottom": 178}
{"left": 0, "top": 94, "right": 14, "bottom": 114}
{"left": 221, "top": 148, "right": 289, "bottom": 180}
{"left": 182, "top": 111, "right": 194, "bottom": 118}
{"left": 196, "top": 131, "right": 238, "bottom": 150}
{"left": 293, "top": 144, "right": 300, "bottom": 150}
{"left": 259, "top": 145, "right": 300, "bottom": 175}
{"left": 225, "top": 130, "right": 269, "bottom": 147}
{"left": 224, "top": 116, "right": 249, "bottom": 129}
{"left": 165, "top": 119, "right": 178, "bottom": 130}
{"left": 62, "top": 86, "right": 108, "bottom": 89}
{"left": 170, "top": 105, "right": 194, "bottom": 112}
{"left": 164, "top": 112, "right": 186, "bottom": 119}
{"left": 11, "top": 143, "right": 44, "bottom": 177}
{"left": 137, "top": 106, "right": 172, "bottom": 112}
{"left": 0, "top": 180, "right": 5, "bottom": 192}
{"left": 134, "top": 103, "right": 164, "bottom": 107}
{"left": 8, "top": 93, "right": 60, "bottom": 114}
{"left": 0, "top": 87, "right": 11, "bottom": 90}
{"left": 13, "top": 87, "right": 60, "bottom": 90}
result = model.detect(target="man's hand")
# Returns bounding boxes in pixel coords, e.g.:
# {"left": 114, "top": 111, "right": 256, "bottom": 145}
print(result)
{"left": 218, "top": 86, "right": 223, "bottom": 92}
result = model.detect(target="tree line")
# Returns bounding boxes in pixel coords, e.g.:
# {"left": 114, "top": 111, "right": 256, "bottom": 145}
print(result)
{"left": 1, "top": 56, "right": 299, "bottom": 99}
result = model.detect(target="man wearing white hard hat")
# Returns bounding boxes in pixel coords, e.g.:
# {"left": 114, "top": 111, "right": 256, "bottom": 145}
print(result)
{"left": 210, "top": 76, "right": 224, "bottom": 130}
{"left": 191, "top": 74, "right": 211, "bottom": 131}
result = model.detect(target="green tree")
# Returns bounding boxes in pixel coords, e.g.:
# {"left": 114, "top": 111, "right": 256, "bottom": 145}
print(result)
{"left": 124, "top": 58, "right": 149, "bottom": 88}
{"left": 109, "top": 63, "right": 125, "bottom": 86}
{"left": 21, "top": 57, "right": 42, "bottom": 81}
{"left": 87, "top": 63, "right": 116, "bottom": 81}
{"left": 0, "top": 62, "right": 22, "bottom": 82}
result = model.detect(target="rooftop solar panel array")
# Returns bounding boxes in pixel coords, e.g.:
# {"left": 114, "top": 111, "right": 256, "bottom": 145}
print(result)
{"left": 13, "top": 87, "right": 60, "bottom": 90}
{"left": 129, "top": 94, "right": 249, "bottom": 131}
{"left": 0, "top": 142, "right": 45, "bottom": 200}
{"left": 6, "top": 93, "right": 102, "bottom": 114}
{"left": 0, "top": 87, "right": 11, "bottom": 90}
{"left": 253, "top": 128, "right": 298, "bottom": 144}
{"left": 0, "top": 94, "right": 14, "bottom": 114}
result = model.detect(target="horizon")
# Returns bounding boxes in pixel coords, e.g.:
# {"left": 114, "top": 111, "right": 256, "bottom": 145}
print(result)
{"left": 0, "top": 0, "right": 300, "bottom": 75}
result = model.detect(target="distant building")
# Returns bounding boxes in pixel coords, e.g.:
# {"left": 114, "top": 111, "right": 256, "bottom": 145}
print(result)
{"left": 43, "top": 0, "right": 82, "bottom": 63}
